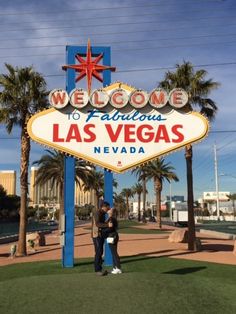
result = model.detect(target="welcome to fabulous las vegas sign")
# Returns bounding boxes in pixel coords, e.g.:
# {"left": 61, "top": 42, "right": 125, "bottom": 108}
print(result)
{"left": 27, "top": 41, "right": 209, "bottom": 173}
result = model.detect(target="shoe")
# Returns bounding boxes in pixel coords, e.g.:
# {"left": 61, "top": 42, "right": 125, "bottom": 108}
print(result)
{"left": 111, "top": 267, "right": 122, "bottom": 274}
{"left": 96, "top": 270, "right": 108, "bottom": 276}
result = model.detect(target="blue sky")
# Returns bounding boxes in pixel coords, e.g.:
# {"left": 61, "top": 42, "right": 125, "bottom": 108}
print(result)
{"left": 0, "top": 0, "right": 236, "bottom": 202}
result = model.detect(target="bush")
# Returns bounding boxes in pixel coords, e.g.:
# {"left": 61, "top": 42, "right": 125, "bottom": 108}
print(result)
{"left": 39, "top": 207, "right": 48, "bottom": 220}
{"left": 27, "top": 206, "right": 37, "bottom": 218}
{"left": 161, "top": 210, "right": 170, "bottom": 218}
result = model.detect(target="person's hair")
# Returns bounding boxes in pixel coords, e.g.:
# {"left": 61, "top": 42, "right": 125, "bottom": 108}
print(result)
{"left": 102, "top": 201, "right": 110, "bottom": 208}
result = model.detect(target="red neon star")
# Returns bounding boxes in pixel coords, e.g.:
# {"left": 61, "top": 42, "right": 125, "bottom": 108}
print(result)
{"left": 62, "top": 39, "right": 116, "bottom": 95}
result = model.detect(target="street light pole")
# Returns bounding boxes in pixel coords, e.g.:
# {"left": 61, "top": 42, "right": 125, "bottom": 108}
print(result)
{"left": 169, "top": 181, "right": 172, "bottom": 220}
{"left": 214, "top": 144, "right": 220, "bottom": 219}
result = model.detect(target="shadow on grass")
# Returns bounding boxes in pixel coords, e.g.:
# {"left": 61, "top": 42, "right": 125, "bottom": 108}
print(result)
{"left": 163, "top": 266, "right": 206, "bottom": 275}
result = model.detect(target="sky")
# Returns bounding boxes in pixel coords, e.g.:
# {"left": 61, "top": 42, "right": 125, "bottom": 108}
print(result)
{"left": 0, "top": 0, "right": 236, "bottom": 202}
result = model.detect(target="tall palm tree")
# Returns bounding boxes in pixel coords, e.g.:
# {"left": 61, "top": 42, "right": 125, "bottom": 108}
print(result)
{"left": 0, "top": 64, "right": 48, "bottom": 256}
{"left": 33, "top": 150, "right": 92, "bottom": 222}
{"left": 145, "top": 158, "right": 179, "bottom": 229}
{"left": 83, "top": 170, "right": 118, "bottom": 209}
{"left": 121, "top": 188, "right": 134, "bottom": 219}
{"left": 159, "top": 61, "right": 219, "bottom": 248}
{"left": 83, "top": 170, "right": 104, "bottom": 209}
{"left": 132, "top": 183, "right": 144, "bottom": 221}
{"left": 132, "top": 165, "right": 149, "bottom": 216}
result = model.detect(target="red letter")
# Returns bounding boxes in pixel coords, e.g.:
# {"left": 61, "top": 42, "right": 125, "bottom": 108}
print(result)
{"left": 124, "top": 124, "right": 136, "bottom": 142}
{"left": 65, "top": 124, "right": 82, "bottom": 142}
{"left": 53, "top": 124, "right": 64, "bottom": 142}
{"left": 137, "top": 125, "right": 154, "bottom": 142}
{"left": 94, "top": 91, "right": 104, "bottom": 106}
{"left": 105, "top": 124, "right": 123, "bottom": 142}
{"left": 172, "top": 125, "right": 184, "bottom": 143}
{"left": 111, "top": 92, "right": 124, "bottom": 106}
{"left": 84, "top": 124, "right": 96, "bottom": 142}
{"left": 173, "top": 91, "right": 183, "bottom": 105}
{"left": 130, "top": 92, "right": 145, "bottom": 105}
{"left": 154, "top": 125, "right": 170, "bottom": 143}
{"left": 52, "top": 91, "right": 66, "bottom": 105}
{"left": 150, "top": 91, "right": 166, "bottom": 105}
{"left": 73, "top": 91, "right": 84, "bottom": 105}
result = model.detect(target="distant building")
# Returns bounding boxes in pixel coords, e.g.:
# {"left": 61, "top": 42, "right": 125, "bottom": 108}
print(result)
{"left": 0, "top": 170, "right": 16, "bottom": 195}
{"left": 29, "top": 167, "right": 96, "bottom": 208}
{"left": 202, "top": 191, "right": 232, "bottom": 214}
{"left": 203, "top": 191, "right": 230, "bottom": 202}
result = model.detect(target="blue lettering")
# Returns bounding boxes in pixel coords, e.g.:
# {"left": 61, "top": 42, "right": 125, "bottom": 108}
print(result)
{"left": 94, "top": 147, "right": 101, "bottom": 153}
{"left": 112, "top": 147, "right": 119, "bottom": 153}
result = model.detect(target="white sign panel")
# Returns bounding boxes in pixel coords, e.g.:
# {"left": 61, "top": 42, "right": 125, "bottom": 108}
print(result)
{"left": 27, "top": 83, "right": 209, "bottom": 173}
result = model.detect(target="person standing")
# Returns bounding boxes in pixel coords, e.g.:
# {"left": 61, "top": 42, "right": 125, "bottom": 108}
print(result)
{"left": 105, "top": 208, "right": 122, "bottom": 274}
{"left": 91, "top": 201, "right": 112, "bottom": 276}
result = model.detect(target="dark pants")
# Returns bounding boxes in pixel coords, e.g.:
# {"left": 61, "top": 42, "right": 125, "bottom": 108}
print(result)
{"left": 93, "top": 236, "right": 105, "bottom": 272}
{"left": 108, "top": 236, "right": 121, "bottom": 269}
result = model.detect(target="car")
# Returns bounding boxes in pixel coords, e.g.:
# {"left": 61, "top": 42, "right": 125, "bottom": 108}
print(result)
{"left": 47, "top": 220, "right": 58, "bottom": 226}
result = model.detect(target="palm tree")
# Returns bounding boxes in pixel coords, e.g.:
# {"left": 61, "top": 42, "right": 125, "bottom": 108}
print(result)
{"left": 159, "top": 61, "right": 219, "bottom": 248}
{"left": 0, "top": 64, "right": 48, "bottom": 256}
{"left": 41, "top": 196, "right": 49, "bottom": 208}
{"left": 132, "top": 165, "right": 149, "bottom": 217}
{"left": 132, "top": 183, "right": 144, "bottom": 221}
{"left": 113, "top": 193, "right": 126, "bottom": 218}
{"left": 83, "top": 170, "right": 104, "bottom": 209}
{"left": 83, "top": 170, "right": 118, "bottom": 209}
{"left": 121, "top": 188, "right": 134, "bottom": 219}
{"left": 145, "top": 158, "right": 179, "bottom": 229}
{"left": 33, "top": 150, "right": 92, "bottom": 223}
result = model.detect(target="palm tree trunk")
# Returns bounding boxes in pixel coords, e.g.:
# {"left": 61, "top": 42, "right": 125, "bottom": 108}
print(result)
{"left": 17, "top": 127, "right": 30, "bottom": 256}
{"left": 58, "top": 182, "right": 64, "bottom": 230}
{"left": 142, "top": 177, "right": 146, "bottom": 217}
{"left": 96, "top": 191, "right": 100, "bottom": 210}
{"left": 126, "top": 196, "right": 129, "bottom": 219}
{"left": 185, "top": 145, "right": 196, "bottom": 250}
{"left": 138, "top": 193, "right": 141, "bottom": 221}
{"left": 155, "top": 179, "right": 162, "bottom": 229}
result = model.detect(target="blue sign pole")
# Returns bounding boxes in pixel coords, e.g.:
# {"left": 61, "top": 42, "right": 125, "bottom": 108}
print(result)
{"left": 103, "top": 48, "right": 113, "bottom": 266}
{"left": 62, "top": 46, "right": 76, "bottom": 268}
{"left": 62, "top": 45, "right": 113, "bottom": 267}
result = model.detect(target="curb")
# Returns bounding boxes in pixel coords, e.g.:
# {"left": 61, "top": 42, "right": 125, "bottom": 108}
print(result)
{"left": 199, "top": 229, "right": 236, "bottom": 240}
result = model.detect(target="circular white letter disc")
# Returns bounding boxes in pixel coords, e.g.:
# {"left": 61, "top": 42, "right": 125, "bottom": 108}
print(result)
{"left": 149, "top": 88, "right": 168, "bottom": 108}
{"left": 129, "top": 90, "right": 149, "bottom": 108}
{"left": 69, "top": 88, "right": 88, "bottom": 109}
{"left": 49, "top": 89, "right": 69, "bottom": 109}
{"left": 110, "top": 88, "right": 129, "bottom": 109}
{"left": 90, "top": 89, "right": 109, "bottom": 108}
{"left": 169, "top": 88, "right": 188, "bottom": 108}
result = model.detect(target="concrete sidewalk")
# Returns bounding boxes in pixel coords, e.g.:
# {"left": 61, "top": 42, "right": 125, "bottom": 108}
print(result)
{"left": 0, "top": 223, "right": 235, "bottom": 266}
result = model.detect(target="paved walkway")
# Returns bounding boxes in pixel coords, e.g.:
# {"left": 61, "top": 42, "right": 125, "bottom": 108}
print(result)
{"left": 0, "top": 223, "right": 235, "bottom": 266}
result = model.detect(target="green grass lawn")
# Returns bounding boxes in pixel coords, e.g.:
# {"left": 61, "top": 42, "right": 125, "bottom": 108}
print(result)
{"left": 196, "top": 221, "right": 236, "bottom": 235}
{"left": 85, "top": 220, "right": 168, "bottom": 234}
{"left": 0, "top": 256, "right": 235, "bottom": 314}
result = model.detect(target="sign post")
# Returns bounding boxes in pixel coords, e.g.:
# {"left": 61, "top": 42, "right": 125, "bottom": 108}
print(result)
{"left": 62, "top": 44, "right": 114, "bottom": 267}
